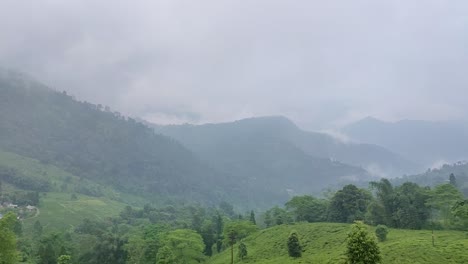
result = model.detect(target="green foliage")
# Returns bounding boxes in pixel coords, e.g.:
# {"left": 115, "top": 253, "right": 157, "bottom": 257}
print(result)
{"left": 285, "top": 195, "right": 328, "bottom": 222}
{"left": 36, "top": 233, "right": 71, "bottom": 264}
{"left": 370, "top": 179, "right": 431, "bottom": 229}
{"left": 125, "top": 224, "right": 168, "bottom": 264}
{"left": 223, "top": 220, "right": 258, "bottom": 246}
{"left": 57, "top": 255, "right": 71, "bottom": 264}
{"left": 88, "top": 233, "right": 127, "bottom": 264}
{"left": 238, "top": 241, "right": 248, "bottom": 260}
{"left": 249, "top": 210, "right": 256, "bottom": 225}
{"left": 160, "top": 229, "right": 205, "bottom": 264}
{"left": 375, "top": 225, "right": 388, "bottom": 242}
{"left": 0, "top": 212, "right": 18, "bottom": 264}
{"left": 263, "top": 206, "right": 293, "bottom": 227}
{"left": 428, "top": 184, "right": 463, "bottom": 227}
{"left": 328, "top": 184, "right": 372, "bottom": 223}
{"left": 22, "top": 192, "right": 127, "bottom": 231}
{"left": 287, "top": 231, "right": 302, "bottom": 258}
{"left": 0, "top": 76, "right": 226, "bottom": 204}
{"left": 449, "top": 173, "right": 457, "bottom": 187}
{"left": 208, "top": 222, "right": 468, "bottom": 264}
{"left": 153, "top": 116, "right": 371, "bottom": 208}
{"left": 452, "top": 199, "right": 468, "bottom": 230}
{"left": 155, "top": 246, "right": 174, "bottom": 264}
{"left": 346, "top": 221, "right": 381, "bottom": 264}
{"left": 33, "top": 220, "right": 43, "bottom": 238}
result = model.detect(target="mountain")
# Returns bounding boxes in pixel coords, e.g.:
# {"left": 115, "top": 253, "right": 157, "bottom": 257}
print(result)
{"left": 342, "top": 117, "right": 468, "bottom": 167}
{"left": 393, "top": 161, "right": 468, "bottom": 196}
{"left": 0, "top": 69, "right": 233, "bottom": 205}
{"left": 151, "top": 116, "right": 416, "bottom": 180}
{"left": 152, "top": 117, "right": 371, "bottom": 204}
{"left": 0, "top": 69, "right": 371, "bottom": 209}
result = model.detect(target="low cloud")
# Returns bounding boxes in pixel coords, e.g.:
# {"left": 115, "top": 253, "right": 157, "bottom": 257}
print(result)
{"left": 1, "top": 1, "right": 468, "bottom": 129}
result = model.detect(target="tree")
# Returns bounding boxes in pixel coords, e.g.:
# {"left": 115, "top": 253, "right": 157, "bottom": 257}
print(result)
{"left": 57, "top": 255, "right": 71, "bottom": 264}
{"left": 428, "top": 183, "right": 463, "bottom": 227}
{"left": 160, "top": 229, "right": 205, "bottom": 264}
{"left": 223, "top": 221, "right": 257, "bottom": 264}
{"left": 328, "top": 185, "right": 372, "bottom": 223}
{"left": 33, "top": 220, "right": 43, "bottom": 238}
{"left": 249, "top": 210, "right": 256, "bottom": 225}
{"left": 452, "top": 199, "right": 468, "bottom": 230}
{"left": 287, "top": 231, "right": 302, "bottom": 258}
{"left": 155, "top": 246, "right": 174, "bottom": 264}
{"left": 238, "top": 241, "right": 247, "bottom": 261}
{"left": 262, "top": 206, "right": 293, "bottom": 227}
{"left": 200, "top": 220, "right": 215, "bottom": 256}
{"left": 369, "top": 179, "right": 395, "bottom": 226}
{"left": 214, "top": 212, "right": 224, "bottom": 253}
{"left": 346, "top": 221, "right": 381, "bottom": 264}
{"left": 285, "top": 195, "right": 328, "bottom": 222}
{"left": 0, "top": 212, "right": 17, "bottom": 264}
{"left": 91, "top": 233, "right": 128, "bottom": 264}
{"left": 449, "top": 173, "right": 457, "bottom": 187}
{"left": 375, "top": 225, "right": 388, "bottom": 242}
{"left": 393, "top": 182, "right": 430, "bottom": 229}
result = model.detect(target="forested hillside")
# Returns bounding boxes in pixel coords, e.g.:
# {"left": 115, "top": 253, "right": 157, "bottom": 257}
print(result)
{"left": 0, "top": 71, "right": 383, "bottom": 208}
{"left": 0, "top": 70, "right": 231, "bottom": 204}
{"left": 152, "top": 116, "right": 415, "bottom": 186}
{"left": 394, "top": 161, "right": 468, "bottom": 196}
{"left": 152, "top": 117, "right": 373, "bottom": 202}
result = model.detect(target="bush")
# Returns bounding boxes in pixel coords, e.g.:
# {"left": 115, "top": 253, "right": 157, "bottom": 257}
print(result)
{"left": 375, "top": 225, "right": 388, "bottom": 242}
{"left": 287, "top": 231, "right": 302, "bottom": 258}
{"left": 347, "top": 221, "right": 381, "bottom": 264}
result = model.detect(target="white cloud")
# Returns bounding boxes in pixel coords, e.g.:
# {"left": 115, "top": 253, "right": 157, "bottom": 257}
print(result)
{"left": 1, "top": 0, "right": 468, "bottom": 129}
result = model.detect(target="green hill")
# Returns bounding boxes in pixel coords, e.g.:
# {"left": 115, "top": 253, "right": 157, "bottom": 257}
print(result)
{"left": 207, "top": 222, "right": 468, "bottom": 264}
{"left": 152, "top": 116, "right": 417, "bottom": 176}
{"left": 152, "top": 117, "right": 372, "bottom": 205}
{"left": 0, "top": 150, "right": 132, "bottom": 231}
{"left": 0, "top": 69, "right": 235, "bottom": 206}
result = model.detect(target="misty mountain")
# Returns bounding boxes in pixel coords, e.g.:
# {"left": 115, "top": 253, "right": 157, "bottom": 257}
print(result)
{"left": 392, "top": 161, "right": 468, "bottom": 196}
{"left": 154, "top": 116, "right": 415, "bottom": 176}
{"left": 342, "top": 117, "right": 468, "bottom": 167}
{"left": 152, "top": 117, "right": 370, "bottom": 202}
{"left": 0, "top": 69, "right": 373, "bottom": 208}
{"left": 0, "top": 69, "right": 232, "bottom": 204}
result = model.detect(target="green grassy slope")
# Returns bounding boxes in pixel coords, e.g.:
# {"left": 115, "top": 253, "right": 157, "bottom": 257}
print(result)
{"left": 22, "top": 192, "right": 127, "bottom": 231}
{"left": 208, "top": 223, "right": 468, "bottom": 264}
{"left": 0, "top": 150, "right": 130, "bottom": 231}
{"left": 0, "top": 150, "right": 119, "bottom": 197}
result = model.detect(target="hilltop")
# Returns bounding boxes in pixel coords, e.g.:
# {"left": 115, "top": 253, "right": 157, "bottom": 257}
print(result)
{"left": 207, "top": 222, "right": 468, "bottom": 264}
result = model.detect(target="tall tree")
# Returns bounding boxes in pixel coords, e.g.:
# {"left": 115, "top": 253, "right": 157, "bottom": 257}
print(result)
{"left": 428, "top": 183, "right": 463, "bottom": 227}
{"left": 393, "top": 182, "right": 430, "bottom": 229}
{"left": 328, "top": 185, "right": 371, "bottom": 223}
{"left": 449, "top": 173, "right": 457, "bottom": 187}
{"left": 369, "top": 179, "right": 395, "bottom": 226}
{"left": 285, "top": 195, "right": 328, "bottom": 222}
{"left": 160, "top": 229, "right": 205, "bottom": 264}
{"left": 223, "top": 221, "right": 257, "bottom": 264}
{"left": 155, "top": 246, "right": 174, "bottom": 264}
{"left": 346, "top": 221, "right": 381, "bottom": 264}
{"left": 249, "top": 210, "right": 256, "bottom": 225}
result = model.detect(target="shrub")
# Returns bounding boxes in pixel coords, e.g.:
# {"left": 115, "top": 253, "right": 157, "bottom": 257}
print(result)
{"left": 287, "top": 231, "right": 302, "bottom": 258}
{"left": 375, "top": 225, "right": 388, "bottom": 242}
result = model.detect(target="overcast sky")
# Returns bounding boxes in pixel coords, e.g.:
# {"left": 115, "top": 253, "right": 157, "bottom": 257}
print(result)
{"left": 1, "top": 0, "right": 468, "bottom": 129}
